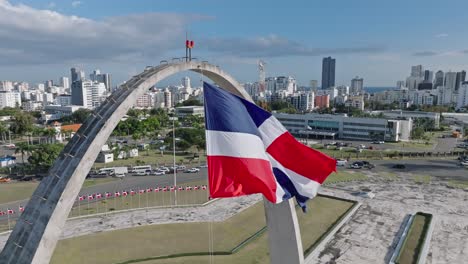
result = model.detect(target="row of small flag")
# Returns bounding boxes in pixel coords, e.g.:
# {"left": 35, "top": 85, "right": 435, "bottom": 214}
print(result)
{"left": 77, "top": 185, "right": 208, "bottom": 201}
{"left": 0, "top": 206, "right": 24, "bottom": 216}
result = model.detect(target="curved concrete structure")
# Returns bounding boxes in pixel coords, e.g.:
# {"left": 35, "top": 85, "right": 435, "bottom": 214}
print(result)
{"left": 0, "top": 62, "right": 302, "bottom": 264}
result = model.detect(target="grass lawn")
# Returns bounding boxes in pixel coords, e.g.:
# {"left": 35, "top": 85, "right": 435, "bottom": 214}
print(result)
{"left": 324, "top": 170, "right": 368, "bottom": 184}
{"left": 0, "top": 178, "right": 118, "bottom": 205}
{"left": 51, "top": 196, "right": 354, "bottom": 264}
{"left": 413, "top": 175, "right": 431, "bottom": 184}
{"left": 447, "top": 180, "right": 468, "bottom": 190}
{"left": 92, "top": 152, "right": 207, "bottom": 169}
{"left": 397, "top": 214, "right": 431, "bottom": 264}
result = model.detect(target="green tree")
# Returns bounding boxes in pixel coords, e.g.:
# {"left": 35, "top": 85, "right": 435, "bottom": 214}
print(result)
{"left": 10, "top": 112, "right": 34, "bottom": 136}
{"left": 15, "top": 142, "right": 33, "bottom": 167}
{"left": 28, "top": 143, "right": 64, "bottom": 172}
{"left": 60, "top": 109, "right": 92, "bottom": 124}
{"left": 411, "top": 127, "right": 425, "bottom": 140}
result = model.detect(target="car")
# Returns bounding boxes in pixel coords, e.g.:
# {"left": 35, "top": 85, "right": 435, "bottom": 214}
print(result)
{"left": 159, "top": 167, "right": 169, "bottom": 172}
{"left": 392, "top": 164, "right": 406, "bottom": 169}
{"left": 358, "top": 144, "right": 366, "bottom": 149}
{"left": 199, "top": 164, "right": 208, "bottom": 168}
{"left": 461, "top": 161, "right": 468, "bottom": 166}
{"left": 350, "top": 162, "right": 363, "bottom": 169}
{"left": 185, "top": 168, "right": 200, "bottom": 173}
{"left": 134, "top": 170, "right": 150, "bottom": 176}
{"left": 372, "top": 141, "right": 385, "bottom": 144}
{"left": 152, "top": 171, "right": 165, "bottom": 176}
{"left": 114, "top": 173, "right": 126, "bottom": 178}
{"left": 336, "top": 159, "right": 348, "bottom": 166}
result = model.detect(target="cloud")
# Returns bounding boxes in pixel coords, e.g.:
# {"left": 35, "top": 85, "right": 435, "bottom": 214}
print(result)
{"left": 200, "top": 35, "right": 385, "bottom": 58}
{"left": 434, "top": 33, "right": 448, "bottom": 38}
{"left": 47, "top": 2, "right": 56, "bottom": 9}
{"left": 0, "top": 1, "right": 207, "bottom": 66}
{"left": 71, "top": 1, "right": 82, "bottom": 8}
{"left": 412, "top": 51, "right": 440, "bottom": 57}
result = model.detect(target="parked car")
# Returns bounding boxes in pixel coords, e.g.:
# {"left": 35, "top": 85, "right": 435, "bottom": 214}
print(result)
{"left": 199, "top": 164, "right": 208, "bottom": 168}
{"left": 350, "top": 161, "right": 374, "bottom": 169}
{"left": 159, "top": 167, "right": 169, "bottom": 172}
{"left": 152, "top": 171, "right": 165, "bottom": 176}
{"left": 336, "top": 159, "right": 348, "bottom": 167}
{"left": 372, "top": 141, "right": 385, "bottom": 144}
{"left": 134, "top": 170, "right": 150, "bottom": 176}
{"left": 114, "top": 173, "right": 126, "bottom": 178}
{"left": 185, "top": 168, "right": 200, "bottom": 173}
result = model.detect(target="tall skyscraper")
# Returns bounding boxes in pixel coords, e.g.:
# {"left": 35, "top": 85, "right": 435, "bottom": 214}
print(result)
{"left": 321, "top": 57, "right": 335, "bottom": 89}
{"left": 444, "top": 71, "right": 458, "bottom": 90}
{"left": 164, "top": 88, "right": 172, "bottom": 108}
{"left": 71, "top": 68, "right": 85, "bottom": 83}
{"left": 411, "top": 65, "right": 424, "bottom": 78}
{"left": 89, "top": 69, "right": 112, "bottom": 92}
{"left": 310, "top": 80, "right": 318, "bottom": 91}
{"left": 424, "top": 70, "right": 433, "bottom": 83}
{"left": 455, "top": 71, "right": 466, "bottom": 91}
{"left": 434, "top": 70, "right": 444, "bottom": 88}
{"left": 60, "top": 77, "right": 70, "bottom": 89}
{"left": 350, "top": 76, "right": 364, "bottom": 94}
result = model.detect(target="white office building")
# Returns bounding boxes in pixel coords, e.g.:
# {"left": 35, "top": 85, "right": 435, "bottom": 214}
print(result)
{"left": 55, "top": 94, "right": 72, "bottom": 106}
{"left": 345, "top": 95, "right": 365, "bottom": 111}
{"left": 273, "top": 112, "right": 412, "bottom": 141}
{"left": 371, "top": 110, "right": 441, "bottom": 129}
{"left": 0, "top": 91, "right": 21, "bottom": 108}
{"left": 60, "top": 77, "right": 70, "bottom": 89}
{"left": 136, "top": 93, "right": 155, "bottom": 108}
{"left": 0, "top": 81, "right": 13, "bottom": 92}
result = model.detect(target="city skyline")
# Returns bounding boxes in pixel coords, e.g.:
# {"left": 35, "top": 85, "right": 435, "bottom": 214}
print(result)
{"left": 1, "top": 0, "right": 468, "bottom": 87}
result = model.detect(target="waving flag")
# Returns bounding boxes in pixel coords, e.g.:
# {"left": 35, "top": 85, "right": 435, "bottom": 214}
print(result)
{"left": 78, "top": 195, "right": 85, "bottom": 201}
{"left": 87, "top": 195, "right": 94, "bottom": 200}
{"left": 19, "top": 206, "right": 24, "bottom": 213}
{"left": 115, "top": 191, "right": 121, "bottom": 197}
{"left": 105, "top": 192, "right": 112, "bottom": 198}
{"left": 7, "top": 209, "right": 14, "bottom": 215}
{"left": 96, "top": 193, "right": 102, "bottom": 199}
{"left": 203, "top": 82, "right": 336, "bottom": 211}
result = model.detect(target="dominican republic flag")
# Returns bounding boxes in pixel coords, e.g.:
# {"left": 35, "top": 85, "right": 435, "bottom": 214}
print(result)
{"left": 203, "top": 82, "right": 336, "bottom": 211}
{"left": 122, "top": 191, "right": 128, "bottom": 197}
{"left": 114, "top": 191, "right": 121, "bottom": 197}
{"left": 78, "top": 195, "right": 85, "bottom": 201}
{"left": 130, "top": 190, "right": 136, "bottom": 196}
{"left": 178, "top": 186, "right": 184, "bottom": 191}
{"left": 19, "top": 206, "right": 24, "bottom": 213}
{"left": 7, "top": 209, "right": 14, "bottom": 215}
{"left": 96, "top": 193, "right": 102, "bottom": 199}
{"left": 105, "top": 192, "right": 112, "bottom": 198}
{"left": 87, "top": 195, "right": 94, "bottom": 200}
{"left": 146, "top": 188, "right": 152, "bottom": 193}
{"left": 186, "top": 186, "right": 192, "bottom": 191}
{"left": 154, "top": 187, "right": 160, "bottom": 192}
{"left": 139, "top": 189, "right": 145, "bottom": 194}
{"left": 201, "top": 185, "right": 207, "bottom": 190}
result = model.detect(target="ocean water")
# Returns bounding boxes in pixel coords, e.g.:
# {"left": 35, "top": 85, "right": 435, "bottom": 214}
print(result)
{"left": 364, "top": 87, "right": 396, "bottom": 93}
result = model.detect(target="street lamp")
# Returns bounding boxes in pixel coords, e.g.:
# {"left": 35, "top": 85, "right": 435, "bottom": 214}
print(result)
{"left": 169, "top": 116, "right": 178, "bottom": 205}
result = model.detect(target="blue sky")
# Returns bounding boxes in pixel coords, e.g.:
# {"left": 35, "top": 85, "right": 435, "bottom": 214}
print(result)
{"left": 1, "top": 0, "right": 468, "bottom": 87}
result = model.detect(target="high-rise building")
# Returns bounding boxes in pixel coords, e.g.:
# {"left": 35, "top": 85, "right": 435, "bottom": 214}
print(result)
{"left": 182, "top": 77, "right": 192, "bottom": 94}
{"left": 406, "top": 76, "right": 423, "bottom": 90}
{"left": 71, "top": 80, "right": 107, "bottom": 108}
{"left": 89, "top": 69, "right": 112, "bottom": 92}
{"left": 0, "top": 81, "right": 13, "bottom": 91}
{"left": 411, "top": 65, "right": 424, "bottom": 78}
{"left": 321, "top": 57, "right": 335, "bottom": 89}
{"left": 60, "top": 77, "right": 70, "bottom": 89}
{"left": 434, "top": 70, "right": 444, "bottom": 88}
{"left": 350, "top": 76, "right": 364, "bottom": 94}
{"left": 455, "top": 71, "right": 466, "bottom": 91}
{"left": 275, "top": 76, "right": 296, "bottom": 94}
{"left": 70, "top": 68, "right": 85, "bottom": 83}
{"left": 0, "top": 91, "right": 21, "bottom": 109}
{"left": 396, "top": 81, "right": 406, "bottom": 89}
{"left": 314, "top": 94, "right": 330, "bottom": 108}
{"left": 310, "top": 80, "right": 318, "bottom": 91}
{"left": 289, "top": 92, "right": 314, "bottom": 111}
{"left": 44, "top": 80, "right": 53, "bottom": 89}
{"left": 164, "top": 88, "right": 172, "bottom": 109}
{"left": 424, "top": 70, "right": 433, "bottom": 83}
{"left": 444, "top": 71, "right": 458, "bottom": 90}
{"left": 457, "top": 82, "right": 468, "bottom": 109}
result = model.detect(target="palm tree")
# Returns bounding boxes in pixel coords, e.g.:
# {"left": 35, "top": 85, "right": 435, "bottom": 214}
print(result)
{"left": 15, "top": 142, "right": 32, "bottom": 176}
{"left": 0, "top": 122, "right": 8, "bottom": 143}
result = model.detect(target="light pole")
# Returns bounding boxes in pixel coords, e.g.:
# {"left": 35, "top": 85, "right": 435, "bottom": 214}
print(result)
{"left": 169, "top": 116, "right": 178, "bottom": 205}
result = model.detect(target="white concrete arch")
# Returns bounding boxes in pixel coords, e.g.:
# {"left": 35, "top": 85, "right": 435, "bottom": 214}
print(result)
{"left": 0, "top": 62, "right": 302, "bottom": 264}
